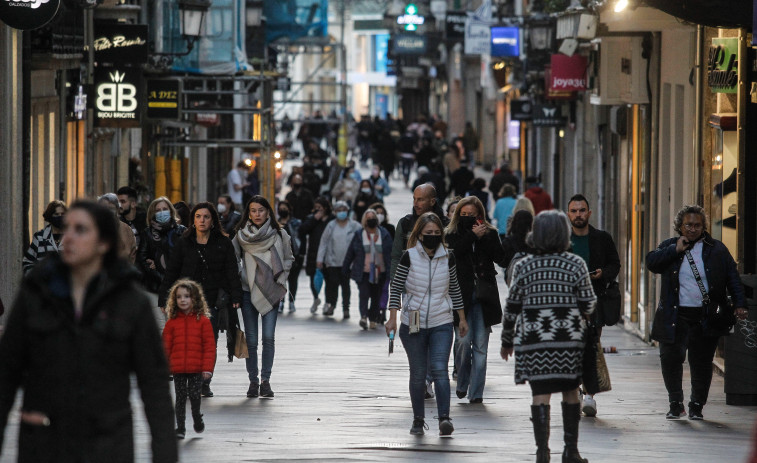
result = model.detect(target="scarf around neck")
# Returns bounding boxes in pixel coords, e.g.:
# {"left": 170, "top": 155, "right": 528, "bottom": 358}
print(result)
{"left": 362, "top": 229, "right": 384, "bottom": 283}
{"left": 236, "top": 219, "right": 286, "bottom": 315}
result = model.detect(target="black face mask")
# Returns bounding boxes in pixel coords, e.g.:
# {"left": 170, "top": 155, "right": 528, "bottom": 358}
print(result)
{"left": 49, "top": 216, "right": 64, "bottom": 229}
{"left": 292, "top": 183, "right": 302, "bottom": 189}
{"left": 278, "top": 209, "right": 289, "bottom": 218}
{"left": 458, "top": 216, "right": 476, "bottom": 231}
{"left": 366, "top": 218, "right": 379, "bottom": 229}
{"left": 421, "top": 234, "right": 442, "bottom": 250}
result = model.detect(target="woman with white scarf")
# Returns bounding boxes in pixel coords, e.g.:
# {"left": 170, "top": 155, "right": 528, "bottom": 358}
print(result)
{"left": 233, "top": 196, "right": 294, "bottom": 399}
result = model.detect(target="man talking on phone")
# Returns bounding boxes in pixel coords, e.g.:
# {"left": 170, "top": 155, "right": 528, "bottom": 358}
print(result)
{"left": 567, "top": 194, "right": 621, "bottom": 417}
{"left": 647, "top": 205, "right": 747, "bottom": 421}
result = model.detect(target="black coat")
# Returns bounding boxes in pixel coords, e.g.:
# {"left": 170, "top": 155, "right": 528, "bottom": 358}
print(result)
{"left": 137, "top": 222, "right": 186, "bottom": 293}
{"left": 158, "top": 230, "right": 243, "bottom": 308}
{"left": 446, "top": 227, "right": 507, "bottom": 327}
{"left": 299, "top": 214, "right": 334, "bottom": 275}
{"left": 0, "top": 257, "right": 177, "bottom": 462}
{"left": 583, "top": 225, "right": 621, "bottom": 298}
{"left": 646, "top": 232, "right": 746, "bottom": 342}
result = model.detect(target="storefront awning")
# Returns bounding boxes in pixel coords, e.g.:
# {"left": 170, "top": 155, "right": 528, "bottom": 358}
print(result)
{"left": 645, "top": 0, "right": 752, "bottom": 29}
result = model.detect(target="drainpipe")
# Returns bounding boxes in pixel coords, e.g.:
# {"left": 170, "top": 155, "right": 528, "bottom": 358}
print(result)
{"left": 693, "top": 25, "right": 703, "bottom": 205}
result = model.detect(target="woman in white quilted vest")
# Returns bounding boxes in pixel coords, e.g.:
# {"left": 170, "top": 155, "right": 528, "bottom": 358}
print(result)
{"left": 385, "top": 212, "right": 468, "bottom": 437}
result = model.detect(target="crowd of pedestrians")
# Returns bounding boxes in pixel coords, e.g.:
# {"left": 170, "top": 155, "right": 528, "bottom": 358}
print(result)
{"left": 5, "top": 114, "right": 753, "bottom": 461}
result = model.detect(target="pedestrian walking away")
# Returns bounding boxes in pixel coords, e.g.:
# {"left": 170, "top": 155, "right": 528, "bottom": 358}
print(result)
{"left": 317, "top": 201, "right": 361, "bottom": 317}
{"left": 299, "top": 197, "right": 334, "bottom": 314}
{"left": 567, "top": 194, "right": 621, "bottom": 417}
{"left": 501, "top": 210, "right": 596, "bottom": 463}
{"left": 342, "top": 209, "right": 393, "bottom": 330}
{"left": 0, "top": 200, "right": 177, "bottom": 462}
{"left": 233, "top": 196, "right": 295, "bottom": 399}
{"left": 386, "top": 212, "right": 468, "bottom": 436}
{"left": 162, "top": 279, "right": 216, "bottom": 439}
{"left": 646, "top": 204, "right": 748, "bottom": 421}
{"left": 446, "top": 196, "right": 507, "bottom": 403}
{"left": 158, "top": 202, "right": 243, "bottom": 398}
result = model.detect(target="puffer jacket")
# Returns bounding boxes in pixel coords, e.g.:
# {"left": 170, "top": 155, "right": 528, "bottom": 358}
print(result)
{"left": 163, "top": 312, "right": 216, "bottom": 374}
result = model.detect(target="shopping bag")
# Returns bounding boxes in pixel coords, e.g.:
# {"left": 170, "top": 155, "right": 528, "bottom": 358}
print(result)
{"left": 234, "top": 330, "right": 249, "bottom": 359}
{"left": 582, "top": 324, "right": 612, "bottom": 395}
{"left": 314, "top": 268, "right": 324, "bottom": 294}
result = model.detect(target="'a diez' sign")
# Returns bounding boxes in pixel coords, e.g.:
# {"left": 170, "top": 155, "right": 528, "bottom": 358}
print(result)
{"left": 0, "top": 0, "right": 60, "bottom": 30}
{"left": 95, "top": 67, "right": 142, "bottom": 127}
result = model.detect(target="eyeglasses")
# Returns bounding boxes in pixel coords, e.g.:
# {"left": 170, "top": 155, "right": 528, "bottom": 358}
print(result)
{"left": 683, "top": 224, "right": 703, "bottom": 230}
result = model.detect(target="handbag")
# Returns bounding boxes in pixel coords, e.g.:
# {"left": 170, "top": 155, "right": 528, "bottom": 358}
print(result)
{"left": 582, "top": 324, "right": 612, "bottom": 395}
{"left": 234, "top": 329, "right": 249, "bottom": 359}
{"left": 598, "top": 281, "right": 621, "bottom": 326}
{"left": 475, "top": 275, "right": 503, "bottom": 326}
{"left": 684, "top": 250, "right": 736, "bottom": 331}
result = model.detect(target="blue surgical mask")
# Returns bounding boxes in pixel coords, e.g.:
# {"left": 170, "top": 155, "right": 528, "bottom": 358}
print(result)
{"left": 155, "top": 210, "right": 172, "bottom": 224}
{"left": 336, "top": 211, "right": 348, "bottom": 221}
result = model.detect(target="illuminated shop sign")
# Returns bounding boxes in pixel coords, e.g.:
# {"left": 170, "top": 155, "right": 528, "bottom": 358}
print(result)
{"left": 95, "top": 68, "right": 142, "bottom": 127}
{"left": 397, "top": 3, "right": 424, "bottom": 31}
{"left": 0, "top": 0, "right": 60, "bottom": 30}
{"left": 491, "top": 26, "right": 519, "bottom": 58}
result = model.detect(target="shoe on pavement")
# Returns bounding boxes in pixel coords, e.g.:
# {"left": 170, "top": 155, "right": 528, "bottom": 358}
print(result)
{"left": 425, "top": 381, "right": 435, "bottom": 399}
{"left": 582, "top": 395, "right": 597, "bottom": 417}
{"left": 247, "top": 382, "right": 259, "bottom": 398}
{"left": 310, "top": 298, "right": 321, "bottom": 314}
{"left": 369, "top": 321, "right": 377, "bottom": 329}
{"left": 456, "top": 389, "right": 467, "bottom": 399}
{"left": 688, "top": 401, "right": 704, "bottom": 420}
{"left": 201, "top": 383, "right": 213, "bottom": 398}
{"left": 343, "top": 310, "right": 350, "bottom": 319}
{"left": 289, "top": 301, "right": 296, "bottom": 313}
{"left": 323, "top": 303, "right": 335, "bottom": 316}
{"left": 469, "top": 398, "right": 483, "bottom": 404}
{"left": 176, "top": 427, "right": 185, "bottom": 439}
{"left": 666, "top": 401, "right": 686, "bottom": 419}
{"left": 193, "top": 414, "right": 205, "bottom": 433}
{"left": 439, "top": 417, "right": 454, "bottom": 436}
{"left": 359, "top": 317, "right": 368, "bottom": 330}
{"left": 410, "top": 417, "right": 428, "bottom": 435}
{"left": 277, "top": 302, "right": 284, "bottom": 314}
{"left": 260, "top": 380, "right": 275, "bottom": 398}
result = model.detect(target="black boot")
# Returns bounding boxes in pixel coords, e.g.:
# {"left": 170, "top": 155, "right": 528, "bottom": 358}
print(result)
{"left": 193, "top": 412, "right": 205, "bottom": 433}
{"left": 202, "top": 378, "right": 213, "bottom": 398}
{"left": 561, "top": 402, "right": 588, "bottom": 463}
{"left": 531, "top": 404, "right": 550, "bottom": 463}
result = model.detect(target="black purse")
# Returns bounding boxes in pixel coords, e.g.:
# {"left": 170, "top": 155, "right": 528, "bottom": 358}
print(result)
{"left": 598, "top": 281, "right": 621, "bottom": 326}
{"left": 684, "top": 250, "right": 736, "bottom": 331}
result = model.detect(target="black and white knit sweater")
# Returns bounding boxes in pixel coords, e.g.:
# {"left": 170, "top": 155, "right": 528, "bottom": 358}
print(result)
{"left": 502, "top": 252, "right": 596, "bottom": 385}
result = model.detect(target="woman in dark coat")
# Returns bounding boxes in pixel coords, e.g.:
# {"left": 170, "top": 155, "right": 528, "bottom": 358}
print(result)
{"left": 352, "top": 180, "right": 379, "bottom": 223}
{"left": 298, "top": 197, "right": 333, "bottom": 314}
{"left": 137, "top": 197, "right": 186, "bottom": 293}
{"left": 158, "top": 202, "right": 243, "bottom": 397}
{"left": 0, "top": 201, "right": 177, "bottom": 463}
{"left": 501, "top": 210, "right": 535, "bottom": 271}
{"left": 445, "top": 196, "right": 507, "bottom": 404}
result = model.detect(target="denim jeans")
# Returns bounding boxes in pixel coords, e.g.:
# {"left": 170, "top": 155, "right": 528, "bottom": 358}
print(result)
{"left": 455, "top": 300, "right": 489, "bottom": 400}
{"left": 241, "top": 291, "right": 278, "bottom": 383}
{"left": 399, "top": 322, "right": 454, "bottom": 419}
{"left": 659, "top": 307, "right": 719, "bottom": 404}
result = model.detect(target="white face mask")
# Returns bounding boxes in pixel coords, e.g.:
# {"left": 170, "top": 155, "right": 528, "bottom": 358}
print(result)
{"left": 217, "top": 203, "right": 227, "bottom": 214}
{"left": 376, "top": 213, "right": 385, "bottom": 223}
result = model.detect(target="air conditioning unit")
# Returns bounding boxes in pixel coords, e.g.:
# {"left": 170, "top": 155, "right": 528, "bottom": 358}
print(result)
{"left": 590, "top": 36, "right": 650, "bottom": 105}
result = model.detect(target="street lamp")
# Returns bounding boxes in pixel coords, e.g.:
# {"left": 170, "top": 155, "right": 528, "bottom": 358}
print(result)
{"left": 149, "top": 0, "right": 212, "bottom": 69}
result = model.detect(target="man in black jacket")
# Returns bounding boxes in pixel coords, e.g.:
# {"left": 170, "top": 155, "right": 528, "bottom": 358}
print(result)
{"left": 567, "top": 194, "right": 621, "bottom": 417}
{"left": 646, "top": 205, "right": 747, "bottom": 421}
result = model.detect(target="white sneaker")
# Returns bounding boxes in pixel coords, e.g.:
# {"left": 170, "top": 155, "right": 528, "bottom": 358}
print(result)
{"left": 582, "top": 395, "right": 597, "bottom": 417}
{"left": 310, "top": 298, "right": 321, "bottom": 314}
{"left": 289, "top": 301, "right": 296, "bottom": 313}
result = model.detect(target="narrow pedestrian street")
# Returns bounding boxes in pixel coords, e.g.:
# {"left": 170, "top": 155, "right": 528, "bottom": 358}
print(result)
{"left": 1, "top": 167, "right": 753, "bottom": 463}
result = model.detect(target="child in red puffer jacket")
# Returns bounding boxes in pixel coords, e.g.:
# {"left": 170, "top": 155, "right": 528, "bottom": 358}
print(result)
{"left": 163, "top": 279, "right": 216, "bottom": 439}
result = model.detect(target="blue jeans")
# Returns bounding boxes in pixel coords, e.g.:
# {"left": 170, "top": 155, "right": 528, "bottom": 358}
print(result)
{"left": 455, "top": 300, "right": 489, "bottom": 400}
{"left": 399, "top": 322, "right": 454, "bottom": 419}
{"left": 241, "top": 291, "right": 278, "bottom": 383}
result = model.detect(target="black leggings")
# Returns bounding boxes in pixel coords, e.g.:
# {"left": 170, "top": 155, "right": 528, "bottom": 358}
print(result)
{"left": 174, "top": 373, "right": 203, "bottom": 427}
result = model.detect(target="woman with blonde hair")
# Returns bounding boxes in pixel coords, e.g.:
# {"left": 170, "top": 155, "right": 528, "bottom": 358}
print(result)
{"left": 386, "top": 212, "right": 467, "bottom": 435}
{"left": 138, "top": 196, "right": 186, "bottom": 294}
{"left": 445, "top": 196, "right": 507, "bottom": 403}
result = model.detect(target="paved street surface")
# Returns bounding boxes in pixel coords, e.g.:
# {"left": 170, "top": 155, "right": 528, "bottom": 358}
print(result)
{"left": 2, "top": 164, "right": 756, "bottom": 462}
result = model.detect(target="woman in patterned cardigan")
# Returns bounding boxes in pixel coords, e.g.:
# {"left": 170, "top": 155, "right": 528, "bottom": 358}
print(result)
{"left": 501, "top": 210, "right": 596, "bottom": 463}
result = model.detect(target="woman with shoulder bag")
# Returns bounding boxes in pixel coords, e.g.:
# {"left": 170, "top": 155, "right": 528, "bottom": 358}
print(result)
{"left": 445, "top": 196, "right": 507, "bottom": 403}
{"left": 386, "top": 212, "right": 468, "bottom": 436}
{"left": 233, "top": 196, "right": 294, "bottom": 399}
{"left": 138, "top": 197, "right": 186, "bottom": 295}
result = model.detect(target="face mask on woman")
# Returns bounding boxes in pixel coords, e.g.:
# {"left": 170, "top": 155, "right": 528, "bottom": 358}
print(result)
{"left": 360, "top": 188, "right": 372, "bottom": 195}
{"left": 459, "top": 216, "right": 477, "bottom": 230}
{"left": 155, "top": 210, "right": 172, "bottom": 224}
{"left": 336, "top": 210, "right": 349, "bottom": 221}
{"left": 366, "top": 218, "right": 379, "bottom": 229}
{"left": 421, "top": 234, "right": 442, "bottom": 250}
{"left": 278, "top": 209, "right": 289, "bottom": 219}
{"left": 216, "top": 203, "right": 227, "bottom": 214}
{"left": 49, "top": 215, "right": 64, "bottom": 229}
{"left": 376, "top": 213, "right": 385, "bottom": 224}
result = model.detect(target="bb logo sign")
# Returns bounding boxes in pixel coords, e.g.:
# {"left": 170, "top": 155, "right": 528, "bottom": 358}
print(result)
{"left": 0, "top": 0, "right": 60, "bottom": 30}
{"left": 95, "top": 68, "right": 142, "bottom": 127}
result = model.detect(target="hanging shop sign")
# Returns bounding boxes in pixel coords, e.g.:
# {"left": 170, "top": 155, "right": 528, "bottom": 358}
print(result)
{"left": 397, "top": 3, "right": 425, "bottom": 31}
{"left": 708, "top": 38, "right": 738, "bottom": 93}
{"left": 545, "top": 65, "right": 573, "bottom": 100}
{"left": 446, "top": 11, "right": 466, "bottom": 40}
{"left": 465, "top": 18, "right": 491, "bottom": 55}
{"left": 533, "top": 104, "right": 567, "bottom": 127}
{"left": 393, "top": 34, "right": 427, "bottom": 55}
{"left": 94, "top": 23, "right": 148, "bottom": 64}
{"left": 94, "top": 67, "right": 142, "bottom": 128}
{"left": 510, "top": 99, "right": 532, "bottom": 121}
{"left": 549, "top": 54, "right": 587, "bottom": 92}
{"left": 146, "top": 78, "right": 181, "bottom": 121}
{"left": 490, "top": 26, "right": 519, "bottom": 58}
{"left": 0, "top": 0, "right": 60, "bottom": 30}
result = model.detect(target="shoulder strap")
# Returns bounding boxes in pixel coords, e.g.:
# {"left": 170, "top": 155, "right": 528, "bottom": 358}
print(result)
{"left": 684, "top": 250, "right": 710, "bottom": 305}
